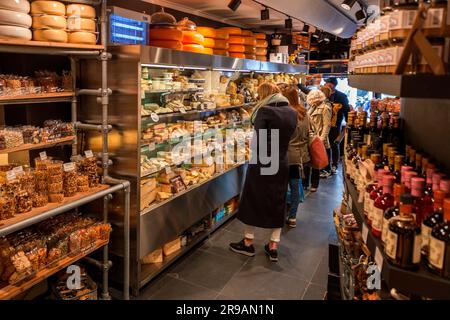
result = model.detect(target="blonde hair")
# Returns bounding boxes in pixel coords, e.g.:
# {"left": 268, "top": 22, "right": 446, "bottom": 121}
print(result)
{"left": 258, "top": 82, "right": 280, "bottom": 100}
{"left": 320, "top": 85, "right": 332, "bottom": 98}
{"left": 307, "top": 89, "right": 326, "bottom": 107}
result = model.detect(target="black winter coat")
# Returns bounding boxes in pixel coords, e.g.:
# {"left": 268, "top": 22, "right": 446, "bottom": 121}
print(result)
{"left": 237, "top": 102, "right": 297, "bottom": 229}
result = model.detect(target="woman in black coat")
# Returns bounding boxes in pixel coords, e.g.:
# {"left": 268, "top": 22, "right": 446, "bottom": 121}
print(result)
{"left": 230, "top": 82, "right": 297, "bottom": 262}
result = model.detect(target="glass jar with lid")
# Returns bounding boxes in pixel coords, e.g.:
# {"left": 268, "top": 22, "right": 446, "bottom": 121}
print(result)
{"left": 423, "top": 0, "right": 450, "bottom": 38}
{"left": 389, "top": 0, "right": 419, "bottom": 44}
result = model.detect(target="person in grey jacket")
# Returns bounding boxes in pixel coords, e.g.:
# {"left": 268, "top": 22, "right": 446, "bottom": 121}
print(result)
{"left": 282, "top": 86, "right": 311, "bottom": 228}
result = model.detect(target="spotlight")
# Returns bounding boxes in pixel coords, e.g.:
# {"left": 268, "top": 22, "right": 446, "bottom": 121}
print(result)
{"left": 261, "top": 7, "right": 270, "bottom": 20}
{"left": 324, "top": 35, "right": 330, "bottom": 42}
{"left": 285, "top": 17, "right": 293, "bottom": 29}
{"left": 302, "top": 24, "right": 310, "bottom": 33}
{"left": 355, "top": 9, "right": 366, "bottom": 21}
{"left": 228, "top": 0, "right": 241, "bottom": 11}
{"left": 341, "top": 0, "right": 356, "bottom": 11}
{"left": 313, "top": 29, "right": 321, "bottom": 39}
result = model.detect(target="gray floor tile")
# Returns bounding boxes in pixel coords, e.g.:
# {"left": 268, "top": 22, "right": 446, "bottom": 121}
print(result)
{"left": 199, "top": 229, "right": 251, "bottom": 263}
{"left": 302, "top": 283, "right": 327, "bottom": 300}
{"left": 311, "top": 254, "right": 329, "bottom": 287}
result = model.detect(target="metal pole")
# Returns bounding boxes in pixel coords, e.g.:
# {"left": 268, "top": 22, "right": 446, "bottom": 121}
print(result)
{"left": 101, "top": 0, "right": 109, "bottom": 180}
{"left": 123, "top": 182, "right": 131, "bottom": 300}
{"left": 102, "top": 194, "right": 111, "bottom": 300}
{"left": 71, "top": 57, "right": 78, "bottom": 157}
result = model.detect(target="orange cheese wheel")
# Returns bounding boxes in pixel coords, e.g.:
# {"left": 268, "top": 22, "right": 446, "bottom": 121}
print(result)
{"left": 203, "top": 47, "right": 213, "bottom": 55}
{"left": 229, "top": 44, "right": 245, "bottom": 53}
{"left": 245, "top": 54, "right": 256, "bottom": 60}
{"left": 182, "top": 31, "right": 204, "bottom": 45}
{"left": 230, "top": 52, "right": 245, "bottom": 59}
{"left": 183, "top": 43, "right": 205, "bottom": 53}
{"left": 197, "top": 27, "right": 216, "bottom": 38}
{"left": 213, "top": 49, "right": 229, "bottom": 56}
{"left": 242, "top": 37, "right": 256, "bottom": 46}
{"left": 256, "top": 55, "right": 267, "bottom": 61}
{"left": 244, "top": 45, "right": 256, "bottom": 54}
{"left": 203, "top": 37, "right": 215, "bottom": 48}
{"left": 229, "top": 36, "right": 244, "bottom": 44}
{"left": 149, "top": 28, "right": 183, "bottom": 41}
{"left": 214, "top": 29, "right": 229, "bottom": 40}
{"left": 256, "top": 47, "right": 267, "bottom": 56}
{"left": 214, "top": 39, "right": 229, "bottom": 50}
{"left": 255, "top": 33, "right": 266, "bottom": 40}
{"left": 241, "top": 30, "right": 253, "bottom": 37}
{"left": 256, "top": 39, "right": 268, "bottom": 48}
{"left": 150, "top": 40, "right": 183, "bottom": 50}
{"left": 220, "top": 27, "right": 241, "bottom": 36}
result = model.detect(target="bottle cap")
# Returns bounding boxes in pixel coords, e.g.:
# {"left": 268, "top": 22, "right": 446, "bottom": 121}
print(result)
{"left": 411, "top": 177, "right": 425, "bottom": 197}
{"left": 383, "top": 175, "right": 395, "bottom": 186}
{"left": 400, "top": 193, "right": 414, "bottom": 204}
{"left": 394, "top": 155, "right": 404, "bottom": 166}
{"left": 440, "top": 179, "right": 450, "bottom": 194}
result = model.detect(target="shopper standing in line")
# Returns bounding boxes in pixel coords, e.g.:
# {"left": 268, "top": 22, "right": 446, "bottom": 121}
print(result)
{"left": 319, "top": 85, "right": 333, "bottom": 179}
{"left": 282, "top": 86, "right": 310, "bottom": 228}
{"left": 229, "top": 82, "right": 297, "bottom": 262}
{"left": 303, "top": 89, "right": 332, "bottom": 192}
{"left": 323, "top": 78, "right": 349, "bottom": 175}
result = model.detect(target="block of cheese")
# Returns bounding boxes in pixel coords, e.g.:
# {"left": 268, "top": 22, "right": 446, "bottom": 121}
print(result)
{"left": 0, "top": 25, "right": 32, "bottom": 40}
{"left": 203, "top": 47, "right": 213, "bottom": 55}
{"left": 141, "top": 177, "right": 157, "bottom": 194}
{"left": 0, "top": 9, "right": 32, "bottom": 28}
{"left": 183, "top": 43, "right": 204, "bottom": 53}
{"left": 255, "top": 33, "right": 266, "bottom": 40}
{"left": 66, "top": 4, "right": 96, "bottom": 19}
{"left": 67, "top": 17, "right": 95, "bottom": 32}
{"left": 230, "top": 52, "right": 245, "bottom": 59}
{"left": 213, "top": 39, "right": 229, "bottom": 50}
{"left": 33, "top": 29, "right": 67, "bottom": 42}
{"left": 32, "top": 14, "right": 66, "bottom": 30}
{"left": 244, "top": 45, "right": 256, "bottom": 54}
{"left": 157, "top": 191, "right": 173, "bottom": 201}
{"left": 159, "top": 183, "right": 172, "bottom": 194}
{"left": 256, "top": 39, "right": 268, "bottom": 48}
{"left": 68, "top": 31, "right": 96, "bottom": 44}
{"left": 229, "top": 44, "right": 245, "bottom": 53}
{"left": 214, "top": 29, "right": 229, "bottom": 40}
{"left": 140, "top": 187, "right": 157, "bottom": 209}
{"left": 213, "top": 49, "right": 229, "bottom": 56}
{"left": 203, "top": 37, "right": 215, "bottom": 48}
{"left": 150, "top": 39, "right": 183, "bottom": 50}
{"left": 141, "top": 248, "right": 163, "bottom": 264}
{"left": 197, "top": 26, "right": 216, "bottom": 38}
{"left": 163, "top": 238, "right": 181, "bottom": 256}
{"left": 0, "top": 0, "right": 30, "bottom": 13}
{"left": 31, "top": 1, "right": 65, "bottom": 16}
{"left": 228, "top": 36, "right": 244, "bottom": 45}
{"left": 256, "top": 55, "right": 267, "bottom": 61}
{"left": 241, "top": 30, "right": 253, "bottom": 37}
{"left": 149, "top": 28, "right": 183, "bottom": 41}
{"left": 245, "top": 54, "right": 256, "bottom": 60}
{"left": 182, "top": 30, "right": 204, "bottom": 45}
{"left": 256, "top": 47, "right": 267, "bottom": 56}
{"left": 242, "top": 36, "right": 256, "bottom": 46}
{"left": 220, "top": 27, "right": 241, "bottom": 36}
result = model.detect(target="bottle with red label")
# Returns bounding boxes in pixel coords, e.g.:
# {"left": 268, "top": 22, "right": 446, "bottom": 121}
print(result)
{"left": 432, "top": 172, "right": 446, "bottom": 193}
{"left": 363, "top": 154, "right": 381, "bottom": 218}
{"left": 372, "top": 175, "right": 395, "bottom": 238}
{"left": 382, "top": 183, "right": 403, "bottom": 244}
{"left": 428, "top": 198, "right": 450, "bottom": 279}
{"left": 404, "top": 170, "right": 418, "bottom": 194}
{"left": 367, "top": 169, "right": 388, "bottom": 226}
{"left": 411, "top": 177, "right": 433, "bottom": 226}
{"left": 421, "top": 190, "right": 445, "bottom": 259}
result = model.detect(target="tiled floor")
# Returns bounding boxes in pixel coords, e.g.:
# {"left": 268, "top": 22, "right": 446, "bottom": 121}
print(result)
{"left": 138, "top": 170, "right": 343, "bottom": 300}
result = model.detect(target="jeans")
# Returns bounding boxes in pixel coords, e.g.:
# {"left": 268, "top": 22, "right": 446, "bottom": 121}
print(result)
{"left": 244, "top": 224, "right": 282, "bottom": 243}
{"left": 288, "top": 178, "right": 304, "bottom": 219}
{"left": 329, "top": 126, "right": 341, "bottom": 168}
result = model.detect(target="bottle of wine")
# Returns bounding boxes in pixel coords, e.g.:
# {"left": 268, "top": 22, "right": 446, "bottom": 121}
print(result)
{"left": 411, "top": 177, "right": 433, "bottom": 226}
{"left": 415, "top": 152, "right": 423, "bottom": 174}
{"left": 368, "top": 169, "right": 388, "bottom": 226}
{"left": 387, "top": 147, "right": 397, "bottom": 172}
{"left": 421, "top": 190, "right": 445, "bottom": 260}
{"left": 404, "top": 170, "right": 418, "bottom": 194}
{"left": 408, "top": 147, "right": 417, "bottom": 168}
{"left": 364, "top": 154, "right": 382, "bottom": 218}
{"left": 372, "top": 175, "right": 395, "bottom": 238}
{"left": 393, "top": 155, "right": 405, "bottom": 184}
{"left": 429, "top": 198, "right": 450, "bottom": 279}
{"left": 382, "top": 143, "right": 392, "bottom": 169}
{"left": 382, "top": 183, "right": 403, "bottom": 244}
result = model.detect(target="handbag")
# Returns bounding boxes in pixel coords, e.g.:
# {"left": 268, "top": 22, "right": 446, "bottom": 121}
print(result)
{"left": 308, "top": 135, "right": 328, "bottom": 169}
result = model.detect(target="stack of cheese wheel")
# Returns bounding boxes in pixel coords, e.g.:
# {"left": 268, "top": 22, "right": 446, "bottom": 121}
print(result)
{"left": 148, "top": 10, "right": 183, "bottom": 50}
{"left": 66, "top": 3, "right": 96, "bottom": 44}
{"left": 31, "top": 0, "right": 67, "bottom": 42}
{"left": 241, "top": 30, "right": 256, "bottom": 60}
{"left": 0, "top": 0, "right": 32, "bottom": 40}
{"left": 197, "top": 27, "right": 216, "bottom": 55}
{"left": 177, "top": 17, "right": 205, "bottom": 54}
{"left": 222, "top": 27, "right": 245, "bottom": 59}
{"left": 213, "top": 28, "right": 229, "bottom": 56}
{"left": 255, "top": 33, "right": 268, "bottom": 61}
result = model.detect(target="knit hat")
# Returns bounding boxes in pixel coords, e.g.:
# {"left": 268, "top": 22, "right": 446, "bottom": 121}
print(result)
{"left": 307, "top": 89, "right": 326, "bottom": 107}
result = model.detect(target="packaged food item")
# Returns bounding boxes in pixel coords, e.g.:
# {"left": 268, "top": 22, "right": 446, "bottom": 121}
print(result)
{"left": 49, "top": 193, "right": 64, "bottom": 203}
{"left": 77, "top": 156, "right": 99, "bottom": 188}
{"left": 63, "top": 162, "right": 77, "bottom": 197}
{"left": 15, "top": 190, "right": 32, "bottom": 214}
{"left": 32, "top": 194, "right": 48, "bottom": 208}
{"left": 76, "top": 174, "right": 89, "bottom": 192}
{"left": 0, "top": 197, "right": 15, "bottom": 220}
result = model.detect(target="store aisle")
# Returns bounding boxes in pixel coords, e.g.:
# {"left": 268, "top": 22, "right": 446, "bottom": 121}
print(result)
{"left": 138, "top": 171, "right": 343, "bottom": 300}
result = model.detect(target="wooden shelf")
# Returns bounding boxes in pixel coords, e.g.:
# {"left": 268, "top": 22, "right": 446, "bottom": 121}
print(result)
{"left": 0, "top": 39, "right": 103, "bottom": 55}
{"left": 0, "top": 239, "right": 108, "bottom": 300}
{"left": 0, "top": 92, "right": 74, "bottom": 105}
{"left": 0, "top": 185, "right": 110, "bottom": 237}
{"left": 0, "top": 136, "right": 75, "bottom": 154}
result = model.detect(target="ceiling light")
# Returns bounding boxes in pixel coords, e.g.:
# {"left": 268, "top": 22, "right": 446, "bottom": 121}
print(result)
{"left": 355, "top": 9, "right": 366, "bottom": 21}
{"left": 313, "top": 29, "right": 321, "bottom": 39}
{"left": 228, "top": 0, "right": 241, "bottom": 11}
{"left": 341, "top": 0, "right": 357, "bottom": 11}
{"left": 285, "top": 17, "right": 293, "bottom": 29}
{"left": 261, "top": 7, "right": 270, "bottom": 20}
{"left": 302, "top": 24, "right": 310, "bottom": 33}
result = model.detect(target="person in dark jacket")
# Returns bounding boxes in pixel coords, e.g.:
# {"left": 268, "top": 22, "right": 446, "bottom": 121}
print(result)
{"left": 230, "top": 82, "right": 297, "bottom": 262}
{"left": 324, "top": 78, "right": 349, "bottom": 175}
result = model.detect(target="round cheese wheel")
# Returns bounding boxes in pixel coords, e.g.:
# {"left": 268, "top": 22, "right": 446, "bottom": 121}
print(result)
{"left": 0, "top": 9, "right": 32, "bottom": 28}
{"left": 0, "top": 25, "right": 32, "bottom": 40}
{"left": 241, "top": 30, "right": 253, "bottom": 37}
{"left": 149, "top": 28, "right": 183, "bottom": 41}
{"left": 230, "top": 52, "right": 245, "bottom": 59}
{"left": 214, "top": 29, "right": 229, "bottom": 40}
{"left": 67, "top": 17, "right": 95, "bottom": 32}
{"left": 256, "top": 47, "right": 267, "bottom": 56}
{"left": 213, "top": 49, "right": 228, "bottom": 56}
{"left": 203, "top": 37, "right": 215, "bottom": 48}
{"left": 242, "top": 36, "right": 256, "bottom": 46}
{"left": 33, "top": 29, "right": 67, "bottom": 42}
{"left": 256, "top": 39, "right": 268, "bottom": 48}
{"left": 256, "top": 55, "right": 267, "bottom": 61}
{"left": 183, "top": 43, "right": 204, "bottom": 53}
{"left": 245, "top": 54, "right": 256, "bottom": 60}
{"left": 150, "top": 40, "right": 183, "bottom": 50}
{"left": 197, "top": 27, "right": 216, "bottom": 38}
{"left": 229, "top": 36, "right": 245, "bottom": 45}
{"left": 244, "top": 45, "right": 256, "bottom": 54}
{"left": 229, "top": 44, "right": 245, "bottom": 53}
{"left": 214, "top": 39, "right": 229, "bottom": 50}
{"left": 68, "top": 31, "right": 96, "bottom": 44}
{"left": 66, "top": 4, "right": 96, "bottom": 19}
{"left": 0, "top": 0, "right": 30, "bottom": 14}
{"left": 203, "top": 47, "right": 213, "bottom": 55}
{"left": 220, "top": 27, "right": 241, "bottom": 36}
{"left": 182, "top": 31, "right": 204, "bottom": 45}
{"left": 255, "top": 33, "right": 266, "bottom": 40}
{"left": 32, "top": 15, "right": 66, "bottom": 30}
{"left": 31, "top": 1, "right": 65, "bottom": 16}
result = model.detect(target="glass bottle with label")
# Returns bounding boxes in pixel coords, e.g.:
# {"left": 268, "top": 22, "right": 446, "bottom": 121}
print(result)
{"left": 385, "top": 193, "right": 421, "bottom": 270}
{"left": 411, "top": 177, "right": 433, "bottom": 225}
{"left": 425, "top": 164, "right": 436, "bottom": 194}
{"left": 382, "top": 183, "right": 403, "bottom": 244}
{"left": 415, "top": 152, "right": 423, "bottom": 174}
{"left": 368, "top": 169, "right": 388, "bottom": 226}
{"left": 364, "top": 154, "right": 382, "bottom": 218}
{"left": 393, "top": 155, "right": 405, "bottom": 183}
{"left": 387, "top": 147, "right": 397, "bottom": 172}
{"left": 408, "top": 147, "right": 416, "bottom": 168}
{"left": 421, "top": 190, "right": 445, "bottom": 259}
{"left": 372, "top": 175, "right": 395, "bottom": 238}
{"left": 381, "top": 143, "right": 392, "bottom": 169}
{"left": 432, "top": 172, "right": 446, "bottom": 193}
{"left": 404, "top": 170, "right": 418, "bottom": 194}
{"left": 428, "top": 198, "right": 450, "bottom": 279}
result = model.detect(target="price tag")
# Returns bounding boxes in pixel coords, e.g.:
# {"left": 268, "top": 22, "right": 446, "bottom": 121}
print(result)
{"left": 179, "top": 108, "right": 187, "bottom": 114}
{"left": 151, "top": 113, "right": 159, "bottom": 123}
{"left": 39, "top": 151, "right": 47, "bottom": 161}
{"left": 148, "top": 142, "right": 156, "bottom": 151}
{"left": 165, "top": 166, "right": 172, "bottom": 175}
{"left": 13, "top": 166, "right": 24, "bottom": 175}
{"left": 375, "top": 247, "right": 384, "bottom": 272}
{"left": 84, "top": 150, "right": 94, "bottom": 158}
{"left": 6, "top": 170, "right": 16, "bottom": 181}
{"left": 362, "top": 224, "right": 369, "bottom": 244}
{"left": 63, "top": 162, "right": 76, "bottom": 172}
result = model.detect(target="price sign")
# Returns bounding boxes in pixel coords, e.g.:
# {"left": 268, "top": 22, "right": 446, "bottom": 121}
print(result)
{"left": 84, "top": 150, "right": 94, "bottom": 158}
{"left": 63, "top": 162, "right": 76, "bottom": 172}
{"left": 13, "top": 166, "right": 24, "bottom": 175}
{"left": 362, "top": 224, "right": 369, "bottom": 243}
{"left": 150, "top": 113, "right": 159, "bottom": 123}
{"left": 179, "top": 108, "right": 187, "bottom": 114}
{"left": 6, "top": 170, "right": 16, "bottom": 181}
{"left": 375, "top": 247, "right": 384, "bottom": 272}
{"left": 165, "top": 166, "right": 172, "bottom": 175}
{"left": 39, "top": 151, "right": 47, "bottom": 161}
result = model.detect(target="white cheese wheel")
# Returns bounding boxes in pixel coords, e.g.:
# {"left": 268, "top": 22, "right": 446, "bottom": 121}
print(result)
{"left": 0, "top": 0, "right": 30, "bottom": 14}
{"left": 66, "top": 4, "right": 95, "bottom": 19}
{"left": 68, "top": 31, "right": 96, "bottom": 44}
{"left": 67, "top": 17, "right": 95, "bottom": 32}
{"left": 31, "top": 1, "right": 65, "bottom": 16}
{"left": 0, "top": 9, "right": 32, "bottom": 28}
{"left": 33, "top": 29, "right": 67, "bottom": 42}
{"left": 0, "top": 25, "right": 32, "bottom": 40}
{"left": 32, "top": 15, "right": 66, "bottom": 30}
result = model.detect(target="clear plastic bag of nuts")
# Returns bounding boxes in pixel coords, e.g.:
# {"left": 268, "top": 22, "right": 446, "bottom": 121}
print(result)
{"left": 15, "top": 190, "right": 32, "bottom": 214}
{"left": 75, "top": 154, "right": 99, "bottom": 188}
{"left": 47, "top": 160, "right": 64, "bottom": 203}
{"left": 76, "top": 174, "right": 89, "bottom": 193}
{"left": 63, "top": 162, "right": 78, "bottom": 197}
{"left": 0, "top": 196, "right": 15, "bottom": 220}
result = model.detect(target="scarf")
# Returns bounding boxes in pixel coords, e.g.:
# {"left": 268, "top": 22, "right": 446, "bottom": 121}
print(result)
{"left": 250, "top": 93, "right": 289, "bottom": 124}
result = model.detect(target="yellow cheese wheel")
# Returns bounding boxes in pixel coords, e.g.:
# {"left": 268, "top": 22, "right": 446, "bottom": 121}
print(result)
{"left": 256, "top": 47, "right": 267, "bottom": 56}
{"left": 256, "top": 39, "right": 268, "bottom": 48}
{"left": 229, "top": 44, "right": 245, "bottom": 53}
{"left": 230, "top": 52, "right": 245, "bottom": 59}
{"left": 149, "top": 28, "right": 183, "bottom": 41}
{"left": 213, "top": 49, "right": 229, "bottom": 56}
{"left": 220, "top": 27, "right": 241, "bottom": 36}
{"left": 33, "top": 29, "right": 67, "bottom": 42}
{"left": 31, "top": 1, "right": 65, "bottom": 16}
{"left": 197, "top": 27, "right": 216, "bottom": 38}
{"left": 203, "top": 37, "right": 215, "bottom": 48}
{"left": 67, "top": 17, "right": 96, "bottom": 32}
{"left": 183, "top": 43, "right": 205, "bottom": 53}
{"left": 68, "top": 31, "right": 96, "bottom": 44}
{"left": 149, "top": 40, "right": 183, "bottom": 50}
{"left": 245, "top": 54, "right": 256, "bottom": 60}
{"left": 66, "top": 4, "right": 96, "bottom": 19}
{"left": 214, "top": 29, "right": 229, "bottom": 40}
{"left": 229, "top": 36, "right": 244, "bottom": 45}
{"left": 242, "top": 36, "right": 256, "bottom": 46}
{"left": 256, "top": 55, "right": 267, "bottom": 61}
{"left": 241, "top": 30, "right": 253, "bottom": 37}
{"left": 182, "top": 31, "right": 204, "bottom": 45}
{"left": 32, "top": 14, "right": 66, "bottom": 30}
{"left": 203, "top": 47, "right": 213, "bottom": 55}
{"left": 244, "top": 45, "right": 256, "bottom": 54}
{"left": 214, "top": 39, "right": 229, "bottom": 50}
{"left": 255, "top": 33, "right": 266, "bottom": 40}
